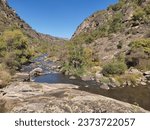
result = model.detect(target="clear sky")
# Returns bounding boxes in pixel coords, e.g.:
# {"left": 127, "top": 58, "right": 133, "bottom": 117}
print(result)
{"left": 8, "top": 0, "right": 118, "bottom": 38}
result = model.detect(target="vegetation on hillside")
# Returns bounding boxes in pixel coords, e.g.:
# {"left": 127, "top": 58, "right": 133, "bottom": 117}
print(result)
{"left": 61, "top": 41, "right": 96, "bottom": 76}
{"left": 126, "top": 38, "right": 150, "bottom": 70}
{"left": 0, "top": 29, "right": 32, "bottom": 70}
{"left": 61, "top": 0, "right": 150, "bottom": 77}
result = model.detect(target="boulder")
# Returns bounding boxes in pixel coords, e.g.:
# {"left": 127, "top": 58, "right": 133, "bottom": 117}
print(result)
{"left": 81, "top": 75, "right": 93, "bottom": 81}
{"left": 128, "top": 68, "right": 142, "bottom": 75}
{"left": 69, "top": 76, "right": 76, "bottom": 80}
{"left": 13, "top": 73, "right": 30, "bottom": 81}
{"left": 95, "top": 72, "right": 104, "bottom": 82}
{"left": 140, "top": 82, "right": 147, "bottom": 86}
{"left": 100, "top": 83, "right": 110, "bottom": 90}
{"left": 0, "top": 82, "right": 148, "bottom": 113}
{"left": 144, "top": 71, "right": 150, "bottom": 75}
{"left": 29, "top": 68, "right": 43, "bottom": 77}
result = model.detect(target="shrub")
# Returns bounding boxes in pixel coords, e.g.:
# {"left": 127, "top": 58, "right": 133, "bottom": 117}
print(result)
{"left": 102, "top": 61, "right": 127, "bottom": 76}
{"left": 144, "top": 3, "right": 150, "bottom": 15}
{"left": 129, "top": 38, "right": 150, "bottom": 54}
{"left": 132, "top": 7, "right": 146, "bottom": 21}
{"left": 115, "top": 73, "right": 142, "bottom": 85}
{"left": 108, "top": 13, "right": 124, "bottom": 33}
{"left": 62, "top": 42, "right": 95, "bottom": 76}
{"left": 0, "top": 29, "right": 31, "bottom": 70}
{"left": 133, "top": 0, "right": 145, "bottom": 5}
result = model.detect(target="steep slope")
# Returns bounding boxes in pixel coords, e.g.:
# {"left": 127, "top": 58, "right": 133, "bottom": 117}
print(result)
{"left": 0, "top": 0, "right": 64, "bottom": 43}
{"left": 72, "top": 0, "right": 150, "bottom": 63}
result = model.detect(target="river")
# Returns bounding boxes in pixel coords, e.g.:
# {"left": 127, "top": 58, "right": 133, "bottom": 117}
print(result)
{"left": 21, "top": 54, "right": 150, "bottom": 111}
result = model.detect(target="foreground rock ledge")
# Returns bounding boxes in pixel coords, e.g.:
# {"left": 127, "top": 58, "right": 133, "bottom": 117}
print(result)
{"left": 0, "top": 82, "right": 148, "bottom": 113}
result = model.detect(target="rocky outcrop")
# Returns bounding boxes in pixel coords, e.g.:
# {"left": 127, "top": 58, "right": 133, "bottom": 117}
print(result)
{"left": 0, "top": 82, "right": 148, "bottom": 113}
{"left": 12, "top": 73, "right": 30, "bottom": 82}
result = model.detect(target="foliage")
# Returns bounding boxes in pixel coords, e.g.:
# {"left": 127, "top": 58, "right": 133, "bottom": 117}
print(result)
{"left": 129, "top": 38, "right": 150, "bottom": 54}
{"left": 108, "top": 0, "right": 125, "bottom": 11}
{"left": 108, "top": 12, "right": 124, "bottom": 33}
{"left": 132, "top": 7, "right": 146, "bottom": 21}
{"left": 0, "top": 29, "right": 31, "bottom": 70}
{"left": 115, "top": 73, "right": 142, "bottom": 85}
{"left": 62, "top": 42, "right": 95, "bottom": 76}
{"left": 144, "top": 3, "right": 150, "bottom": 15}
{"left": 133, "top": 0, "right": 145, "bottom": 6}
{"left": 102, "top": 61, "right": 127, "bottom": 76}
{"left": 72, "top": 24, "right": 109, "bottom": 45}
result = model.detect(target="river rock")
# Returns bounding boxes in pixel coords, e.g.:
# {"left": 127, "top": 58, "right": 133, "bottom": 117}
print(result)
{"left": 81, "top": 75, "right": 93, "bottom": 81}
{"left": 140, "top": 82, "right": 147, "bottom": 86}
{"left": 29, "top": 68, "right": 43, "bottom": 77}
{"left": 95, "top": 72, "right": 104, "bottom": 82}
{"left": 100, "top": 83, "right": 110, "bottom": 90}
{"left": 128, "top": 68, "right": 142, "bottom": 75}
{"left": 144, "top": 71, "right": 150, "bottom": 75}
{"left": 69, "top": 76, "right": 76, "bottom": 80}
{"left": 0, "top": 82, "right": 148, "bottom": 113}
{"left": 13, "top": 73, "right": 30, "bottom": 81}
{"left": 145, "top": 75, "right": 150, "bottom": 80}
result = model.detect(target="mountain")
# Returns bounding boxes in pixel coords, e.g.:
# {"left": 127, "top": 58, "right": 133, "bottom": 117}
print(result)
{"left": 0, "top": 0, "right": 64, "bottom": 43}
{"left": 71, "top": 0, "right": 150, "bottom": 66}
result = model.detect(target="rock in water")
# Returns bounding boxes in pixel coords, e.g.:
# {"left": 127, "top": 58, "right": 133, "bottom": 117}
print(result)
{"left": 144, "top": 71, "right": 150, "bottom": 75}
{"left": 100, "top": 83, "right": 110, "bottom": 90}
{"left": 29, "top": 68, "right": 43, "bottom": 77}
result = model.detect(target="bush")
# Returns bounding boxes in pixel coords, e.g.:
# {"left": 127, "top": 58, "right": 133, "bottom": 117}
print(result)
{"left": 115, "top": 73, "right": 142, "bottom": 85}
{"left": 102, "top": 61, "right": 127, "bottom": 76}
{"left": 62, "top": 42, "right": 95, "bottom": 76}
{"left": 133, "top": 0, "right": 145, "bottom": 5}
{"left": 0, "top": 29, "right": 31, "bottom": 70}
{"left": 144, "top": 3, "right": 150, "bottom": 15}
{"left": 108, "top": 13, "right": 124, "bottom": 33}
{"left": 132, "top": 7, "right": 146, "bottom": 21}
{"left": 129, "top": 38, "right": 150, "bottom": 54}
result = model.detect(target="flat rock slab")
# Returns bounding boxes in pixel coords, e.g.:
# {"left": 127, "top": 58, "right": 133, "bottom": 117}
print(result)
{"left": 0, "top": 82, "right": 148, "bottom": 113}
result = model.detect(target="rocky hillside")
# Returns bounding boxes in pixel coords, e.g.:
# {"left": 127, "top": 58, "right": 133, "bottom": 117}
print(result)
{"left": 61, "top": 0, "right": 150, "bottom": 88}
{"left": 0, "top": 0, "right": 64, "bottom": 43}
{"left": 72, "top": 0, "right": 150, "bottom": 63}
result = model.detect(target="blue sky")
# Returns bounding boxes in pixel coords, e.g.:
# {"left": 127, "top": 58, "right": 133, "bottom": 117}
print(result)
{"left": 8, "top": 0, "right": 118, "bottom": 38}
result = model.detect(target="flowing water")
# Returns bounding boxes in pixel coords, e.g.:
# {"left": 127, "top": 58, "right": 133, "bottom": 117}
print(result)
{"left": 21, "top": 54, "right": 150, "bottom": 111}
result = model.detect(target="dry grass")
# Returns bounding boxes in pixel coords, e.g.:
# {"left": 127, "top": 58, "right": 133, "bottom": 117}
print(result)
{"left": 0, "top": 64, "right": 11, "bottom": 88}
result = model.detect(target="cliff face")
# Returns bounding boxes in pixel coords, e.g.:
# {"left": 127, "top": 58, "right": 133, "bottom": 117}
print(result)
{"left": 72, "top": 0, "right": 150, "bottom": 62}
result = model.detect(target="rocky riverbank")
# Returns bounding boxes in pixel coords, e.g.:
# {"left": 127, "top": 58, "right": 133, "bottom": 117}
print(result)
{"left": 0, "top": 82, "right": 148, "bottom": 113}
